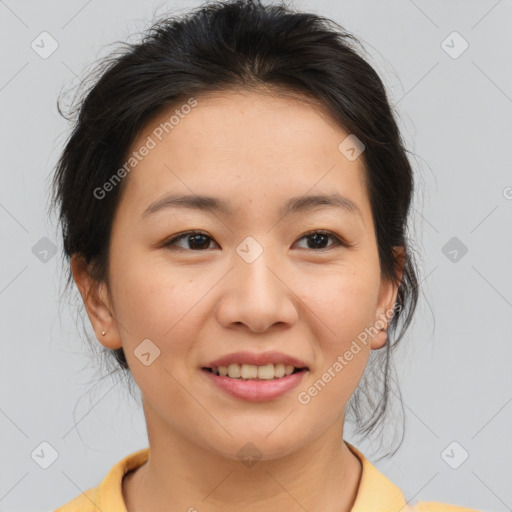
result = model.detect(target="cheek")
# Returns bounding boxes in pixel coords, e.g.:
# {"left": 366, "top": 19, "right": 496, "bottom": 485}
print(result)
{"left": 331, "top": 279, "right": 379, "bottom": 339}
{"left": 108, "top": 246, "right": 185, "bottom": 342}
{"left": 108, "top": 246, "right": 221, "bottom": 367}
{"left": 301, "top": 261, "right": 380, "bottom": 342}
{"left": 294, "top": 269, "right": 378, "bottom": 417}
{"left": 297, "top": 261, "right": 380, "bottom": 393}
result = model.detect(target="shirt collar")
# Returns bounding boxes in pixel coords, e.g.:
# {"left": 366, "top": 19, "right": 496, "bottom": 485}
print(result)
{"left": 95, "top": 442, "right": 409, "bottom": 512}
{"left": 346, "top": 442, "right": 411, "bottom": 512}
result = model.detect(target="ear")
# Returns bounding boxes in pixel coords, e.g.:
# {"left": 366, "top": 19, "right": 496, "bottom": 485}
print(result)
{"left": 371, "top": 246, "right": 405, "bottom": 350}
{"left": 71, "top": 254, "right": 122, "bottom": 349}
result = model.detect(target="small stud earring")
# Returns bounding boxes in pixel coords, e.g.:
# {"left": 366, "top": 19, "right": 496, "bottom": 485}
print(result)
{"left": 101, "top": 330, "right": 107, "bottom": 336}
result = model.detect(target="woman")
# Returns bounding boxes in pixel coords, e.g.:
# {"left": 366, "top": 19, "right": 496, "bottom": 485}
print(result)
{"left": 51, "top": 1, "right": 481, "bottom": 510}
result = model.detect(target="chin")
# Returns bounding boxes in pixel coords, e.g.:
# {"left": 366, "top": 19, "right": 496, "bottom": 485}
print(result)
{"left": 199, "top": 429, "right": 310, "bottom": 463}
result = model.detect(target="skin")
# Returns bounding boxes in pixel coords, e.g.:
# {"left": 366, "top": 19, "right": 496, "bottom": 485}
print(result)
{"left": 72, "top": 88, "right": 403, "bottom": 512}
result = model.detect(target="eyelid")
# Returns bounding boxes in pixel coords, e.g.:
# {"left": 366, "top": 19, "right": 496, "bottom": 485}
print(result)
{"left": 161, "top": 229, "right": 351, "bottom": 251}
{"left": 297, "top": 229, "right": 349, "bottom": 248}
{"left": 162, "top": 230, "right": 217, "bottom": 250}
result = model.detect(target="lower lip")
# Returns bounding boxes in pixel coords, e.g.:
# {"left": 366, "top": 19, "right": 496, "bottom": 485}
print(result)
{"left": 201, "top": 368, "right": 307, "bottom": 402}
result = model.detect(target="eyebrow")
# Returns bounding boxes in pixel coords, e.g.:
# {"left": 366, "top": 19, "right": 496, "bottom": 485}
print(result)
{"left": 141, "top": 192, "right": 363, "bottom": 220}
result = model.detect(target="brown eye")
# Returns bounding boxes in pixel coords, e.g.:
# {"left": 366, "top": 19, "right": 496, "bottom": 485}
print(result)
{"left": 294, "top": 230, "right": 346, "bottom": 250}
{"left": 163, "top": 231, "right": 216, "bottom": 251}
{"left": 162, "top": 229, "right": 347, "bottom": 252}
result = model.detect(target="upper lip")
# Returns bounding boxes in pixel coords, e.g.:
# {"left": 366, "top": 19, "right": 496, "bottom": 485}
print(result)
{"left": 203, "top": 351, "right": 309, "bottom": 369}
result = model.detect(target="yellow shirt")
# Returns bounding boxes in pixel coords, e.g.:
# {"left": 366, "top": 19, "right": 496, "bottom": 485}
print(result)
{"left": 53, "top": 442, "right": 481, "bottom": 511}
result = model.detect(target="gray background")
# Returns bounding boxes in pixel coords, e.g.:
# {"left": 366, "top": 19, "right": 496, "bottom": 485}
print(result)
{"left": 1, "top": 1, "right": 511, "bottom": 511}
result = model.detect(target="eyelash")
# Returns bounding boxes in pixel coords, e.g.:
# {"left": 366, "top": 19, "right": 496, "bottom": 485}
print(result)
{"left": 161, "top": 229, "right": 349, "bottom": 252}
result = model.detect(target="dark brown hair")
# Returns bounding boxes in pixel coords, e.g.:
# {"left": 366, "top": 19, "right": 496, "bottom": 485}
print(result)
{"left": 50, "top": 0, "right": 420, "bottom": 458}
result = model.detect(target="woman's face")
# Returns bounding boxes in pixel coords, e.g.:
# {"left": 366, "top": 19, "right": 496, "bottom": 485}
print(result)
{"left": 75, "top": 89, "right": 399, "bottom": 460}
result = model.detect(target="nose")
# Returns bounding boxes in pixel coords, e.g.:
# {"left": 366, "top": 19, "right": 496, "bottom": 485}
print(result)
{"left": 215, "top": 249, "right": 299, "bottom": 333}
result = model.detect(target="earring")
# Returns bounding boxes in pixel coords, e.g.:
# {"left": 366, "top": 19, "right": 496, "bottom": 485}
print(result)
{"left": 101, "top": 330, "right": 107, "bottom": 336}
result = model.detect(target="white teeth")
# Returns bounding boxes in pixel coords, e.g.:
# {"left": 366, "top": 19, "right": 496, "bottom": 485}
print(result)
{"left": 274, "top": 364, "right": 286, "bottom": 378}
{"left": 211, "top": 363, "right": 300, "bottom": 380}
{"left": 227, "top": 363, "right": 240, "bottom": 378}
{"left": 241, "top": 364, "right": 258, "bottom": 379}
{"left": 257, "top": 364, "right": 275, "bottom": 380}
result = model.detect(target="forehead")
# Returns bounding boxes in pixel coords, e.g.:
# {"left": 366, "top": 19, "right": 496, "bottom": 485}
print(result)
{"left": 117, "top": 89, "right": 370, "bottom": 223}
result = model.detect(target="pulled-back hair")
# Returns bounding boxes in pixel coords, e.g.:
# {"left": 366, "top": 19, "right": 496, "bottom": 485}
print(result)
{"left": 50, "top": 0, "right": 420, "bottom": 458}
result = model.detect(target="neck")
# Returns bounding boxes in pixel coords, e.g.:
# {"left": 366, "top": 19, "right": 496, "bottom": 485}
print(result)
{"left": 123, "top": 404, "right": 362, "bottom": 512}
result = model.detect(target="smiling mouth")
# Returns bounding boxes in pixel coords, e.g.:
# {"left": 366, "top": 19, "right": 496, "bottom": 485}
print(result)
{"left": 202, "top": 363, "right": 308, "bottom": 380}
